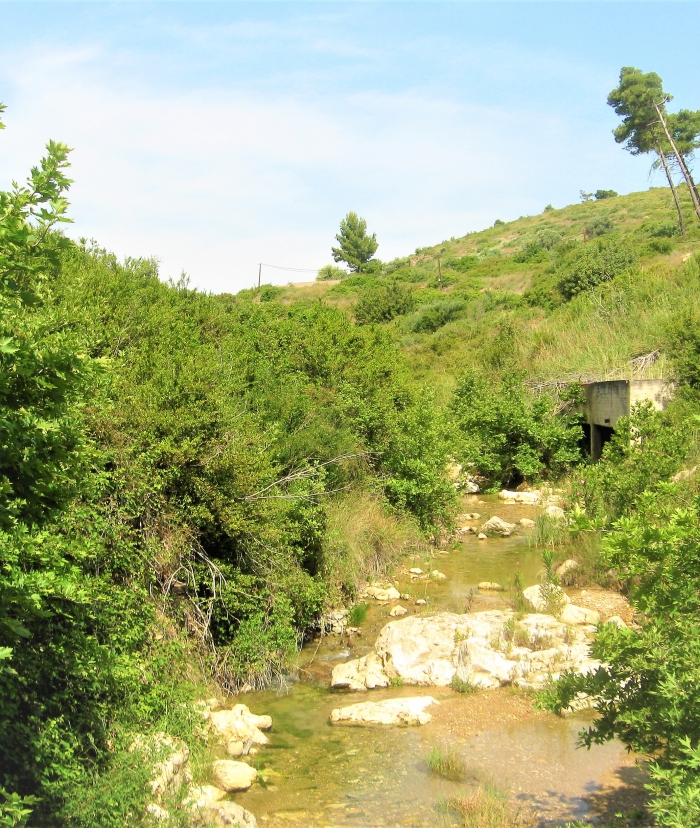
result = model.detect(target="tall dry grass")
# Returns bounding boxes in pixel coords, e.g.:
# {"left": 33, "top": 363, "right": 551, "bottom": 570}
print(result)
{"left": 322, "top": 490, "right": 425, "bottom": 598}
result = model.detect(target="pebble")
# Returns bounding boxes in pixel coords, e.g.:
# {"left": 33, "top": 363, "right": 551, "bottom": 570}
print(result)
{"left": 477, "top": 533, "right": 487, "bottom": 540}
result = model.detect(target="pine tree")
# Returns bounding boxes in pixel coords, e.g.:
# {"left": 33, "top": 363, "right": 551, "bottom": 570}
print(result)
{"left": 331, "top": 212, "right": 378, "bottom": 273}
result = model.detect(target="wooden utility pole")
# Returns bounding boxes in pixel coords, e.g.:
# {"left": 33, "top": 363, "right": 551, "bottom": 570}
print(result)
{"left": 258, "top": 263, "right": 262, "bottom": 288}
{"left": 437, "top": 256, "right": 443, "bottom": 290}
{"left": 583, "top": 228, "right": 588, "bottom": 244}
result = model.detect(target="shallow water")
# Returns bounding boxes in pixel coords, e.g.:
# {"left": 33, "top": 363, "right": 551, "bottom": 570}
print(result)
{"left": 230, "top": 496, "right": 640, "bottom": 827}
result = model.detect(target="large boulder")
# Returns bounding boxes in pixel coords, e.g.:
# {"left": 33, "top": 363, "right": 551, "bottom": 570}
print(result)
{"left": 208, "top": 705, "right": 272, "bottom": 747}
{"left": 330, "top": 697, "right": 439, "bottom": 726}
{"left": 211, "top": 760, "right": 257, "bottom": 792}
{"left": 364, "top": 585, "right": 401, "bottom": 601}
{"left": 480, "top": 516, "right": 516, "bottom": 537}
{"left": 331, "top": 651, "right": 390, "bottom": 691}
{"left": 332, "top": 609, "right": 601, "bottom": 693}
{"left": 210, "top": 801, "right": 258, "bottom": 827}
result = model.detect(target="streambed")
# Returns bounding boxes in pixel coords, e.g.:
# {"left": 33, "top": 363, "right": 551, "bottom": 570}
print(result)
{"left": 230, "top": 496, "right": 644, "bottom": 827}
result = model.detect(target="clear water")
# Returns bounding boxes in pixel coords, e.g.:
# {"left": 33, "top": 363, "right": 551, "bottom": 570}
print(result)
{"left": 229, "top": 496, "right": 638, "bottom": 827}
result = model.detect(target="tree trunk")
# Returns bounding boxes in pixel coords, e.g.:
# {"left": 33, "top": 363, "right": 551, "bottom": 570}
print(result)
{"left": 654, "top": 100, "right": 700, "bottom": 220}
{"left": 656, "top": 144, "right": 687, "bottom": 235}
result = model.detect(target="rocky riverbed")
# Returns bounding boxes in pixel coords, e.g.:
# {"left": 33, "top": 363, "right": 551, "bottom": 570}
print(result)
{"left": 144, "top": 492, "right": 646, "bottom": 827}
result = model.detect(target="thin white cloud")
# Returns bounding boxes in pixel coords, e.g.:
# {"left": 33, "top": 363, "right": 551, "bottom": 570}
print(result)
{"left": 0, "top": 35, "right": 644, "bottom": 293}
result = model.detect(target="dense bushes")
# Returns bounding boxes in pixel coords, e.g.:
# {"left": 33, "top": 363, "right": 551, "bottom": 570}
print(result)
{"left": 354, "top": 280, "right": 415, "bottom": 323}
{"left": 449, "top": 372, "right": 582, "bottom": 488}
{"left": 547, "top": 495, "right": 700, "bottom": 828}
{"left": 0, "top": 131, "right": 455, "bottom": 824}
{"left": 557, "top": 236, "right": 638, "bottom": 299}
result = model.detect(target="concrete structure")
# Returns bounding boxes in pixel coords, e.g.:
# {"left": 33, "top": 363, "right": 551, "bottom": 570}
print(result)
{"left": 582, "top": 379, "right": 673, "bottom": 460}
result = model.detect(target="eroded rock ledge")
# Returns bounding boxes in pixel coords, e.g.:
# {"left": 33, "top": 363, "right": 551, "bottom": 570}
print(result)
{"left": 331, "top": 609, "right": 601, "bottom": 692}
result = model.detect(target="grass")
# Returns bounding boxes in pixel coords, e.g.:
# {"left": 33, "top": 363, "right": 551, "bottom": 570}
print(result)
{"left": 348, "top": 603, "right": 368, "bottom": 625}
{"left": 427, "top": 747, "right": 467, "bottom": 781}
{"left": 530, "top": 514, "right": 569, "bottom": 550}
{"left": 278, "top": 186, "right": 700, "bottom": 403}
{"left": 447, "top": 786, "right": 520, "bottom": 828}
{"left": 450, "top": 675, "right": 478, "bottom": 694}
{"left": 322, "top": 490, "right": 424, "bottom": 598}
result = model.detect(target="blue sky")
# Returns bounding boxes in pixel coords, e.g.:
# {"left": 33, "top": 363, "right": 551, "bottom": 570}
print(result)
{"left": 1, "top": 2, "right": 698, "bottom": 293}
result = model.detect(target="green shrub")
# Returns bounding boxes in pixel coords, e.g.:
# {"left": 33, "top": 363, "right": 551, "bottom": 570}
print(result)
{"left": 258, "top": 284, "right": 285, "bottom": 301}
{"left": 449, "top": 372, "right": 582, "bottom": 488}
{"left": 557, "top": 236, "right": 638, "bottom": 299}
{"left": 317, "top": 264, "right": 347, "bottom": 281}
{"left": 544, "top": 496, "right": 700, "bottom": 828}
{"left": 645, "top": 238, "right": 673, "bottom": 255}
{"left": 574, "top": 402, "right": 691, "bottom": 524}
{"left": 594, "top": 189, "right": 618, "bottom": 200}
{"left": 348, "top": 603, "right": 368, "bottom": 625}
{"left": 354, "top": 281, "right": 415, "bottom": 324}
{"left": 585, "top": 215, "right": 615, "bottom": 237}
{"left": 406, "top": 299, "right": 465, "bottom": 333}
{"left": 445, "top": 255, "right": 479, "bottom": 272}
{"left": 450, "top": 675, "right": 477, "bottom": 694}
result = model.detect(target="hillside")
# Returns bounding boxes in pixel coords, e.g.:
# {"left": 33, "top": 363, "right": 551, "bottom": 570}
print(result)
{"left": 267, "top": 185, "right": 700, "bottom": 400}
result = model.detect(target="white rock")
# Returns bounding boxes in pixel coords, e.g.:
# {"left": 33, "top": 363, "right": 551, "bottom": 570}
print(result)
{"left": 209, "top": 705, "right": 272, "bottom": 746}
{"left": 329, "top": 697, "right": 439, "bottom": 726}
{"left": 146, "top": 804, "right": 170, "bottom": 820}
{"left": 605, "top": 615, "right": 628, "bottom": 629}
{"left": 415, "top": 598, "right": 427, "bottom": 605}
{"left": 477, "top": 532, "right": 487, "bottom": 540}
{"left": 523, "top": 584, "right": 570, "bottom": 613}
{"left": 227, "top": 741, "right": 244, "bottom": 757}
{"left": 545, "top": 505, "right": 566, "bottom": 521}
{"left": 332, "top": 609, "right": 600, "bottom": 694}
{"left": 409, "top": 568, "right": 423, "bottom": 575}
{"left": 519, "top": 518, "right": 536, "bottom": 528}
{"left": 499, "top": 490, "right": 540, "bottom": 504}
{"left": 480, "top": 516, "right": 516, "bottom": 537}
{"left": 184, "top": 784, "right": 226, "bottom": 809}
{"left": 365, "top": 585, "right": 401, "bottom": 601}
{"left": 431, "top": 570, "right": 447, "bottom": 579}
{"left": 211, "top": 801, "right": 258, "bottom": 827}
{"left": 556, "top": 559, "right": 579, "bottom": 578}
{"left": 463, "top": 480, "right": 480, "bottom": 494}
{"left": 131, "top": 733, "right": 191, "bottom": 800}
{"left": 330, "top": 651, "right": 390, "bottom": 691}
{"left": 389, "top": 605, "right": 408, "bottom": 617}
{"left": 211, "top": 760, "right": 257, "bottom": 792}
{"left": 478, "top": 581, "right": 505, "bottom": 591}
{"left": 560, "top": 604, "right": 600, "bottom": 626}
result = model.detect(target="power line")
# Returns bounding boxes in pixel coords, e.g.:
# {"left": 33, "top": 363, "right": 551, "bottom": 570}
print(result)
{"left": 259, "top": 263, "right": 319, "bottom": 273}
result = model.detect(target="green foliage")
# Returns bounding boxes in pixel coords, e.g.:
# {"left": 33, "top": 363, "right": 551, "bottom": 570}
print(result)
{"left": 316, "top": 264, "right": 346, "bottom": 281}
{"left": 595, "top": 189, "right": 618, "bottom": 200}
{"left": 575, "top": 403, "right": 691, "bottom": 524}
{"left": 667, "top": 308, "right": 700, "bottom": 393}
{"left": 331, "top": 212, "right": 378, "bottom": 273}
{"left": 645, "top": 238, "right": 673, "bottom": 255}
{"left": 450, "top": 674, "right": 477, "bottom": 694}
{"left": 348, "top": 603, "right": 368, "bottom": 625}
{"left": 546, "top": 497, "right": 700, "bottom": 828}
{"left": 354, "top": 280, "right": 415, "bottom": 324}
{"left": 585, "top": 215, "right": 615, "bottom": 237}
{"left": 426, "top": 747, "right": 466, "bottom": 781}
{"left": 258, "top": 284, "right": 285, "bottom": 301}
{"left": 557, "top": 236, "right": 638, "bottom": 299}
{"left": 445, "top": 255, "right": 479, "bottom": 273}
{"left": 406, "top": 299, "right": 465, "bottom": 333}
{"left": 449, "top": 372, "right": 582, "bottom": 488}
